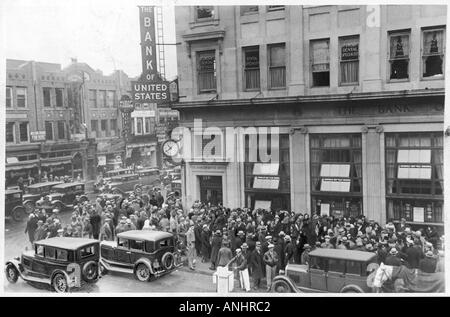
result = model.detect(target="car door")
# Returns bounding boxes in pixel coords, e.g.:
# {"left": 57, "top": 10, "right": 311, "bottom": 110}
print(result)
{"left": 114, "top": 238, "right": 132, "bottom": 266}
{"left": 129, "top": 239, "right": 147, "bottom": 263}
{"left": 309, "top": 256, "right": 327, "bottom": 291}
{"left": 326, "top": 258, "right": 346, "bottom": 292}
{"left": 31, "top": 245, "right": 49, "bottom": 277}
{"left": 344, "top": 260, "right": 367, "bottom": 291}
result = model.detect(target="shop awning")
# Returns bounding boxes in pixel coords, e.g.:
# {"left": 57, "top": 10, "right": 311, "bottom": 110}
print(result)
{"left": 41, "top": 159, "right": 72, "bottom": 167}
{"left": 6, "top": 162, "right": 39, "bottom": 171}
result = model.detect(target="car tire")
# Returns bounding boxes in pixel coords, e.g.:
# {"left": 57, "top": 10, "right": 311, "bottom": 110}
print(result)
{"left": 52, "top": 273, "right": 69, "bottom": 293}
{"left": 99, "top": 263, "right": 108, "bottom": 276}
{"left": 272, "top": 280, "right": 291, "bottom": 293}
{"left": 12, "top": 207, "right": 25, "bottom": 222}
{"left": 5, "top": 263, "right": 19, "bottom": 283}
{"left": 24, "top": 201, "right": 34, "bottom": 214}
{"left": 82, "top": 261, "right": 99, "bottom": 283}
{"left": 135, "top": 264, "right": 151, "bottom": 282}
{"left": 340, "top": 285, "right": 364, "bottom": 293}
{"left": 161, "top": 252, "right": 175, "bottom": 270}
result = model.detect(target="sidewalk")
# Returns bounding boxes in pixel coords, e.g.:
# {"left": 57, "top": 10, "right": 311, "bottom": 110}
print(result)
{"left": 178, "top": 255, "right": 270, "bottom": 293}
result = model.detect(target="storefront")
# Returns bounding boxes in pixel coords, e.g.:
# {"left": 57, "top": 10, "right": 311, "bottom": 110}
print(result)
{"left": 199, "top": 175, "right": 223, "bottom": 205}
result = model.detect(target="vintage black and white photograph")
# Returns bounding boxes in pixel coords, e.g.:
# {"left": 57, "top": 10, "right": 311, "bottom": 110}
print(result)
{"left": 0, "top": 0, "right": 448, "bottom": 296}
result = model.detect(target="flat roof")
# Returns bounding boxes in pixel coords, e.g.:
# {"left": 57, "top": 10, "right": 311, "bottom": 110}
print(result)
{"left": 27, "top": 181, "right": 63, "bottom": 189}
{"left": 117, "top": 230, "right": 173, "bottom": 241}
{"left": 309, "top": 249, "right": 376, "bottom": 262}
{"left": 52, "top": 182, "right": 85, "bottom": 189}
{"left": 35, "top": 237, "right": 99, "bottom": 250}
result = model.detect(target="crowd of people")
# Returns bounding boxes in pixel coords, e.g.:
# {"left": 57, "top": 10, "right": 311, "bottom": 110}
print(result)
{"left": 24, "top": 190, "right": 445, "bottom": 292}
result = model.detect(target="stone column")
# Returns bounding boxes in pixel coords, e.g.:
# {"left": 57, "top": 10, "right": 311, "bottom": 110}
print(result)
{"left": 290, "top": 127, "right": 309, "bottom": 213}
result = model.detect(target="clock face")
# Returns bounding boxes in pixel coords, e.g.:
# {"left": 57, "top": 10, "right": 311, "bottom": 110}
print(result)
{"left": 162, "top": 140, "right": 179, "bottom": 157}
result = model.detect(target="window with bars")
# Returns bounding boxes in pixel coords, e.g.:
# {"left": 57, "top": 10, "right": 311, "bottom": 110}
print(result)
{"left": 385, "top": 132, "right": 443, "bottom": 223}
{"left": 310, "top": 134, "right": 363, "bottom": 218}
{"left": 389, "top": 31, "right": 410, "bottom": 80}
{"left": 197, "top": 50, "right": 217, "bottom": 93}
{"left": 6, "top": 87, "right": 12, "bottom": 108}
{"left": 422, "top": 28, "right": 445, "bottom": 78}
{"left": 311, "top": 39, "right": 330, "bottom": 87}
{"left": 268, "top": 43, "right": 286, "bottom": 89}
{"left": 45, "top": 121, "right": 53, "bottom": 140}
{"left": 89, "top": 90, "right": 97, "bottom": 108}
{"left": 6, "top": 122, "right": 15, "bottom": 143}
{"left": 55, "top": 88, "right": 64, "bottom": 107}
{"left": 196, "top": 6, "right": 214, "bottom": 20}
{"left": 339, "top": 36, "right": 359, "bottom": 85}
{"left": 57, "top": 121, "right": 66, "bottom": 140}
{"left": 243, "top": 46, "right": 260, "bottom": 90}
{"left": 19, "top": 122, "right": 29, "bottom": 142}
{"left": 43, "top": 88, "right": 52, "bottom": 107}
{"left": 16, "top": 87, "right": 27, "bottom": 107}
{"left": 241, "top": 6, "right": 258, "bottom": 15}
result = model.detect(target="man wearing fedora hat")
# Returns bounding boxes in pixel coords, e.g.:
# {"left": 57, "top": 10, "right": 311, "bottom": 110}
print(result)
{"left": 210, "top": 230, "right": 222, "bottom": 270}
{"left": 186, "top": 221, "right": 196, "bottom": 270}
{"left": 229, "top": 248, "right": 251, "bottom": 292}
{"left": 419, "top": 250, "right": 438, "bottom": 273}
{"left": 300, "top": 244, "right": 311, "bottom": 265}
{"left": 263, "top": 243, "right": 279, "bottom": 291}
{"left": 385, "top": 247, "right": 402, "bottom": 266}
{"left": 248, "top": 241, "right": 265, "bottom": 290}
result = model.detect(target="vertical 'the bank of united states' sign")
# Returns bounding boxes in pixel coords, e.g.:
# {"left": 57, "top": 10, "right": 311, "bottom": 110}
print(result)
{"left": 132, "top": 6, "right": 169, "bottom": 103}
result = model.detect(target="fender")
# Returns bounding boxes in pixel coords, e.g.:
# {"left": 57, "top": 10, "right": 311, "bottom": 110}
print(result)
{"left": 340, "top": 284, "right": 365, "bottom": 293}
{"left": 23, "top": 199, "right": 36, "bottom": 207}
{"left": 134, "top": 257, "right": 154, "bottom": 275}
{"left": 272, "top": 275, "right": 300, "bottom": 293}
{"left": 6, "top": 259, "right": 24, "bottom": 276}
{"left": 51, "top": 269, "right": 74, "bottom": 288}
{"left": 51, "top": 200, "right": 64, "bottom": 207}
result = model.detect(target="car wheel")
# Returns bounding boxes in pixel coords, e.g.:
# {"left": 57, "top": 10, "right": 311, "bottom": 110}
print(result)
{"left": 12, "top": 207, "right": 25, "bottom": 222}
{"left": 5, "top": 263, "right": 19, "bottom": 283}
{"left": 24, "top": 201, "right": 34, "bottom": 214}
{"left": 99, "top": 263, "right": 108, "bottom": 276}
{"left": 52, "top": 273, "right": 69, "bottom": 293}
{"left": 341, "top": 285, "right": 363, "bottom": 293}
{"left": 161, "top": 252, "right": 175, "bottom": 270}
{"left": 272, "top": 280, "right": 291, "bottom": 293}
{"left": 82, "top": 261, "right": 99, "bottom": 283}
{"left": 135, "top": 264, "right": 151, "bottom": 282}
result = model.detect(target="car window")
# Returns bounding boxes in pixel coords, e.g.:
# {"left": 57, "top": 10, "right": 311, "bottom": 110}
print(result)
{"left": 309, "top": 256, "right": 326, "bottom": 270}
{"left": 80, "top": 245, "right": 95, "bottom": 258}
{"left": 36, "top": 245, "right": 44, "bottom": 256}
{"left": 45, "top": 247, "right": 56, "bottom": 259}
{"left": 145, "top": 241, "right": 155, "bottom": 253}
{"left": 129, "top": 239, "right": 144, "bottom": 252}
{"left": 56, "top": 249, "right": 68, "bottom": 261}
{"left": 328, "top": 258, "right": 345, "bottom": 273}
{"left": 346, "top": 260, "right": 362, "bottom": 275}
{"left": 118, "top": 238, "right": 129, "bottom": 248}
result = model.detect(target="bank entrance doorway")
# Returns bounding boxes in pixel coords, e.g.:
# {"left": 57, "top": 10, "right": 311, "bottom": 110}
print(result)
{"left": 199, "top": 175, "right": 223, "bottom": 206}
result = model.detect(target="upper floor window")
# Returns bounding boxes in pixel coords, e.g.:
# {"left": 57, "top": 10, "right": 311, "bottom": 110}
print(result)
{"left": 311, "top": 39, "right": 330, "bottom": 87}
{"left": 339, "top": 35, "right": 359, "bottom": 85}
{"left": 101, "top": 119, "right": 108, "bottom": 137}
{"left": 99, "top": 90, "right": 107, "bottom": 108}
{"left": 136, "top": 118, "right": 143, "bottom": 135}
{"left": 45, "top": 121, "right": 54, "bottom": 141}
{"left": 43, "top": 88, "right": 52, "bottom": 107}
{"left": 16, "top": 87, "right": 27, "bottom": 107}
{"left": 243, "top": 46, "right": 260, "bottom": 90}
{"left": 107, "top": 91, "right": 116, "bottom": 107}
{"left": 55, "top": 88, "right": 64, "bottom": 107}
{"left": 57, "top": 121, "right": 66, "bottom": 140}
{"left": 6, "top": 122, "right": 15, "bottom": 143}
{"left": 196, "top": 6, "right": 214, "bottom": 21}
{"left": 89, "top": 90, "right": 97, "bottom": 108}
{"left": 91, "top": 120, "right": 98, "bottom": 138}
{"left": 422, "top": 28, "right": 445, "bottom": 78}
{"left": 19, "top": 122, "right": 29, "bottom": 143}
{"left": 268, "top": 5, "right": 285, "bottom": 11}
{"left": 389, "top": 31, "right": 410, "bottom": 80}
{"left": 197, "top": 50, "right": 217, "bottom": 93}
{"left": 6, "top": 87, "right": 12, "bottom": 108}
{"left": 268, "top": 43, "right": 286, "bottom": 89}
{"left": 241, "top": 6, "right": 258, "bottom": 15}
{"left": 110, "top": 119, "right": 117, "bottom": 137}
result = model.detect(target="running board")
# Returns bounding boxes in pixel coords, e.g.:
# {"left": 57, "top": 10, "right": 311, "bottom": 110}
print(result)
{"left": 101, "top": 260, "right": 134, "bottom": 274}
{"left": 21, "top": 274, "right": 51, "bottom": 285}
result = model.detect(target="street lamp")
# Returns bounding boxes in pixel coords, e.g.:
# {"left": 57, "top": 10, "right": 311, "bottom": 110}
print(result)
{"left": 119, "top": 95, "right": 135, "bottom": 168}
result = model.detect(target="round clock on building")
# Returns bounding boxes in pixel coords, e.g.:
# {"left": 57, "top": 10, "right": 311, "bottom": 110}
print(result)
{"left": 162, "top": 139, "right": 179, "bottom": 157}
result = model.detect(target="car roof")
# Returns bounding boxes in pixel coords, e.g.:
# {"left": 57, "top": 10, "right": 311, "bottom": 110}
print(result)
{"left": 27, "top": 181, "right": 64, "bottom": 189}
{"left": 52, "top": 182, "right": 85, "bottom": 189}
{"left": 117, "top": 230, "right": 173, "bottom": 241}
{"left": 35, "top": 237, "right": 99, "bottom": 250}
{"left": 309, "top": 249, "right": 376, "bottom": 262}
{"left": 6, "top": 189, "right": 22, "bottom": 195}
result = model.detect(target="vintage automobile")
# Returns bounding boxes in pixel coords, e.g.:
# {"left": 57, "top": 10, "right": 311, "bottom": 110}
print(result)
{"left": 99, "top": 230, "right": 182, "bottom": 281}
{"left": 5, "top": 237, "right": 100, "bottom": 293}
{"left": 5, "top": 189, "right": 26, "bottom": 222}
{"left": 96, "top": 168, "right": 160, "bottom": 196}
{"left": 42, "top": 182, "right": 88, "bottom": 212}
{"left": 23, "top": 181, "right": 63, "bottom": 213}
{"left": 271, "top": 249, "right": 378, "bottom": 293}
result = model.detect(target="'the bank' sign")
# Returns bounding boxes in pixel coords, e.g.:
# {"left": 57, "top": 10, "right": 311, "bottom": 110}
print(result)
{"left": 132, "top": 80, "right": 170, "bottom": 103}
{"left": 139, "top": 6, "right": 158, "bottom": 81}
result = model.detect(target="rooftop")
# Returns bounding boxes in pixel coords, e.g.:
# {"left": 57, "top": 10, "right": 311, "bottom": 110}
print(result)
{"left": 27, "top": 181, "right": 64, "bottom": 189}
{"left": 309, "top": 248, "right": 377, "bottom": 262}
{"left": 35, "top": 237, "right": 99, "bottom": 250}
{"left": 117, "top": 230, "right": 173, "bottom": 242}
{"left": 52, "top": 182, "right": 85, "bottom": 189}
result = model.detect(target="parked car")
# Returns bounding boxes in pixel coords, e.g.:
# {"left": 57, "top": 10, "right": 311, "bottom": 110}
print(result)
{"left": 23, "top": 181, "right": 63, "bottom": 213}
{"left": 5, "top": 189, "right": 26, "bottom": 222}
{"left": 99, "top": 230, "right": 182, "bottom": 282}
{"left": 271, "top": 249, "right": 378, "bottom": 293}
{"left": 43, "top": 182, "right": 88, "bottom": 212}
{"left": 5, "top": 237, "right": 100, "bottom": 293}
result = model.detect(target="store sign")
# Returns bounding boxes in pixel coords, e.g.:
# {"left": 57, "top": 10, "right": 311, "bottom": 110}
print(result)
{"left": 253, "top": 176, "right": 280, "bottom": 189}
{"left": 341, "top": 44, "right": 359, "bottom": 60}
{"left": 139, "top": 6, "right": 157, "bottom": 81}
{"left": 132, "top": 81, "right": 170, "bottom": 103}
{"left": 30, "top": 131, "right": 46, "bottom": 142}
